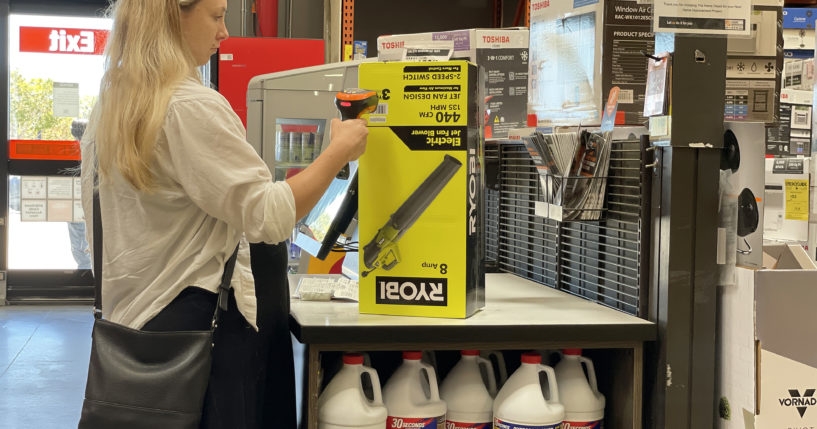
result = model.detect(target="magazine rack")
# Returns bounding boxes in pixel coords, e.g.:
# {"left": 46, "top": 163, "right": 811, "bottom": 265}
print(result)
{"left": 486, "top": 135, "right": 651, "bottom": 317}
{"left": 540, "top": 173, "right": 609, "bottom": 222}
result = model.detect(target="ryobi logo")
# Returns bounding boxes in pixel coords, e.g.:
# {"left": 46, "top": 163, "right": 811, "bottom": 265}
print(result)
{"left": 468, "top": 148, "right": 477, "bottom": 235}
{"left": 376, "top": 276, "right": 448, "bottom": 306}
{"left": 780, "top": 389, "right": 817, "bottom": 418}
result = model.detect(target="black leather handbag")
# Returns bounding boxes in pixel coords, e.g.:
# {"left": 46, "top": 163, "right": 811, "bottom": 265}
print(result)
{"left": 78, "top": 189, "right": 238, "bottom": 428}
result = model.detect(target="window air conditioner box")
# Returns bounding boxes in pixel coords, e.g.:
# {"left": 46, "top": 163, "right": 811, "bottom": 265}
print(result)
{"left": 527, "top": 0, "right": 653, "bottom": 127}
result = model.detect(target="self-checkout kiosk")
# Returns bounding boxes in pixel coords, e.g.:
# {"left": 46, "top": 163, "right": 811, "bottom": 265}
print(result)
{"left": 246, "top": 59, "right": 373, "bottom": 175}
{"left": 246, "top": 60, "right": 374, "bottom": 275}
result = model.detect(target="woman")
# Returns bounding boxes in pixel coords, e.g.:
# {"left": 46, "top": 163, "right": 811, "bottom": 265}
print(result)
{"left": 80, "top": 0, "right": 368, "bottom": 427}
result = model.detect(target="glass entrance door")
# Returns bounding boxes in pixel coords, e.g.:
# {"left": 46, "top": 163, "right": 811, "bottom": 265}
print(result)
{"left": 5, "top": 14, "right": 111, "bottom": 301}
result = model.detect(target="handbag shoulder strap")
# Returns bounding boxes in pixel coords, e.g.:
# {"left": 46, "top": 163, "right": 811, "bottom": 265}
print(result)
{"left": 213, "top": 245, "right": 240, "bottom": 326}
{"left": 92, "top": 181, "right": 239, "bottom": 323}
{"left": 92, "top": 186, "right": 103, "bottom": 320}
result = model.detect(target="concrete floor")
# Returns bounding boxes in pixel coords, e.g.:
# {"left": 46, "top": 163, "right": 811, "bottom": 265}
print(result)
{"left": 0, "top": 305, "right": 93, "bottom": 429}
{"left": 0, "top": 305, "right": 308, "bottom": 428}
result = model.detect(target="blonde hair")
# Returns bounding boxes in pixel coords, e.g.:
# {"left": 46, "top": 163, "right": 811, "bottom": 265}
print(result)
{"left": 91, "top": 0, "right": 201, "bottom": 192}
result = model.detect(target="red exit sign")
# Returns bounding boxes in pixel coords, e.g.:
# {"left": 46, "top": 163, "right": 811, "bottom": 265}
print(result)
{"left": 19, "top": 27, "right": 108, "bottom": 55}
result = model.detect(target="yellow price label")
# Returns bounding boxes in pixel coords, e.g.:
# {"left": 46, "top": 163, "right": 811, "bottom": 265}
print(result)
{"left": 343, "top": 44, "right": 353, "bottom": 62}
{"left": 785, "top": 179, "right": 809, "bottom": 221}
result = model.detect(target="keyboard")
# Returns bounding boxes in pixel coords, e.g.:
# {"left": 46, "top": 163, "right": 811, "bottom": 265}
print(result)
{"left": 295, "top": 276, "right": 359, "bottom": 302}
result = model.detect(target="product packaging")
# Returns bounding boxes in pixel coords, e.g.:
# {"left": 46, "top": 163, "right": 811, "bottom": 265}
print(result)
{"left": 719, "top": 250, "right": 817, "bottom": 429}
{"left": 724, "top": 2, "right": 783, "bottom": 124}
{"left": 527, "top": 0, "right": 653, "bottom": 126}
{"left": 378, "top": 28, "right": 529, "bottom": 138}
{"left": 358, "top": 60, "right": 485, "bottom": 318}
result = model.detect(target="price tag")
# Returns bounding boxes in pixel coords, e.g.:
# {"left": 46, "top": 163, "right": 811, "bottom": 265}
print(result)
{"left": 785, "top": 179, "right": 809, "bottom": 221}
{"left": 654, "top": 0, "right": 752, "bottom": 36}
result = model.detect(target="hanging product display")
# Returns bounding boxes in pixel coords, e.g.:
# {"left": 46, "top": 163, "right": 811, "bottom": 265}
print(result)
{"left": 723, "top": 122, "right": 766, "bottom": 268}
{"left": 737, "top": 188, "right": 760, "bottom": 255}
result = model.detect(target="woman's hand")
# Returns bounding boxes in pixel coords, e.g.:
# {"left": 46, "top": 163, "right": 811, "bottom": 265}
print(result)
{"left": 286, "top": 117, "right": 369, "bottom": 220}
{"left": 326, "top": 118, "right": 368, "bottom": 164}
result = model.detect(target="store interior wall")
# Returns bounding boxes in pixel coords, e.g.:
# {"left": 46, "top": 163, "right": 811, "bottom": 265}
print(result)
{"left": 274, "top": 0, "right": 526, "bottom": 56}
{"left": 287, "top": 0, "right": 323, "bottom": 39}
{"left": 225, "top": 0, "right": 255, "bottom": 37}
{"left": 8, "top": 0, "right": 106, "bottom": 15}
{"left": 353, "top": 0, "right": 491, "bottom": 56}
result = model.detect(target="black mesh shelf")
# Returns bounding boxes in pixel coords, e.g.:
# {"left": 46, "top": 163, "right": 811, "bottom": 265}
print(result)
{"left": 486, "top": 138, "right": 650, "bottom": 317}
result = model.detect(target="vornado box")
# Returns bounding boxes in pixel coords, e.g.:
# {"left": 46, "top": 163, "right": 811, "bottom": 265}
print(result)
{"left": 357, "top": 61, "right": 485, "bottom": 318}
{"left": 718, "top": 249, "right": 817, "bottom": 429}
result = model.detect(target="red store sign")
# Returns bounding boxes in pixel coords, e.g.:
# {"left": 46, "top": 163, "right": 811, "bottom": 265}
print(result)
{"left": 19, "top": 27, "right": 108, "bottom": 55}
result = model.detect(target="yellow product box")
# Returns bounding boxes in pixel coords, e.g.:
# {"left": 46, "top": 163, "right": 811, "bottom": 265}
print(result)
{"left": 358, "top": 61, "right": 485, "bottom": 318}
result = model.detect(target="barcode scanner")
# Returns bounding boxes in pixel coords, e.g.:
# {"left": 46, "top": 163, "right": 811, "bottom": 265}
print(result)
{"left": 335, "top": 89, "right": 379, "bottom": 120}
{"left": 335, "top": 89, "right": 378, "bottom": 179}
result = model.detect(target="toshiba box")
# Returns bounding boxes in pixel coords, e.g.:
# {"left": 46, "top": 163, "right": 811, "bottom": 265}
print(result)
{"left": 378, "top": 28, "right": 528, "bottom": 138}
{"left": 357, "top": 61, "right": 485, "bottom": 318}
{"left": 528, "top": 0, "right": 653, "bottom": 126}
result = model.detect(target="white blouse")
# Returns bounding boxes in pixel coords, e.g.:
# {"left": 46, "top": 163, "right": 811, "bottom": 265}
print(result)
{"left": 80, "top": 77, "right": 296, "bottom": 330}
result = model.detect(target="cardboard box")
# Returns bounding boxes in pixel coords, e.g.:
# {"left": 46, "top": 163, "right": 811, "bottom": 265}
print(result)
{"left": 724, "top": 4, "right": 783, "bottom": 124}
{"left": 377, "top": 28, "right": 529, "bottom": 138}
{"left": 718, "top": 245, "right": 817, "bottom": 429}
{"left": 357, "top": 61, "right": 485, "bottom": 318}
{"left": 766, "top": 88, "right": 813, "bottom": 156}
{"left": 783, "top": 7, "right": 817, "bottom": 52}
{"left": 783, "top": 58, "right": 815, "bottom": 91}
{"left": 527, "top": 0, "right": 653, "bottom": 127}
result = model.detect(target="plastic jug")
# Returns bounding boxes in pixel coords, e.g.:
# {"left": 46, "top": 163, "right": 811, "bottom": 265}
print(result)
{"left": 318, "top": 353, "right": 388, "bottom": 429}
{"left": 440, "top": 350, "right": 497, "bottom": 428}
{"left": 383, "top": 351, "right": 447, "bottom": 429}
{"left": 480, "top": 350, "right": 508, "bottom": 392}
{"left": 423, "top": 350, "right": 439, "bottom": 383}
{"left": 555, "top": 349, "right": 605, "bottom": 428}
{"left": 493, "top": 352, "right": 565, "bottom": 429}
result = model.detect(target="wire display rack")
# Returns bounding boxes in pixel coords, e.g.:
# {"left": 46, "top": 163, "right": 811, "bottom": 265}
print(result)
{"left": 487, "top": 137, "right": 650, "bottom": 317}
{"left": 485, "top": 141, "right": 501, "bottom": 271}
